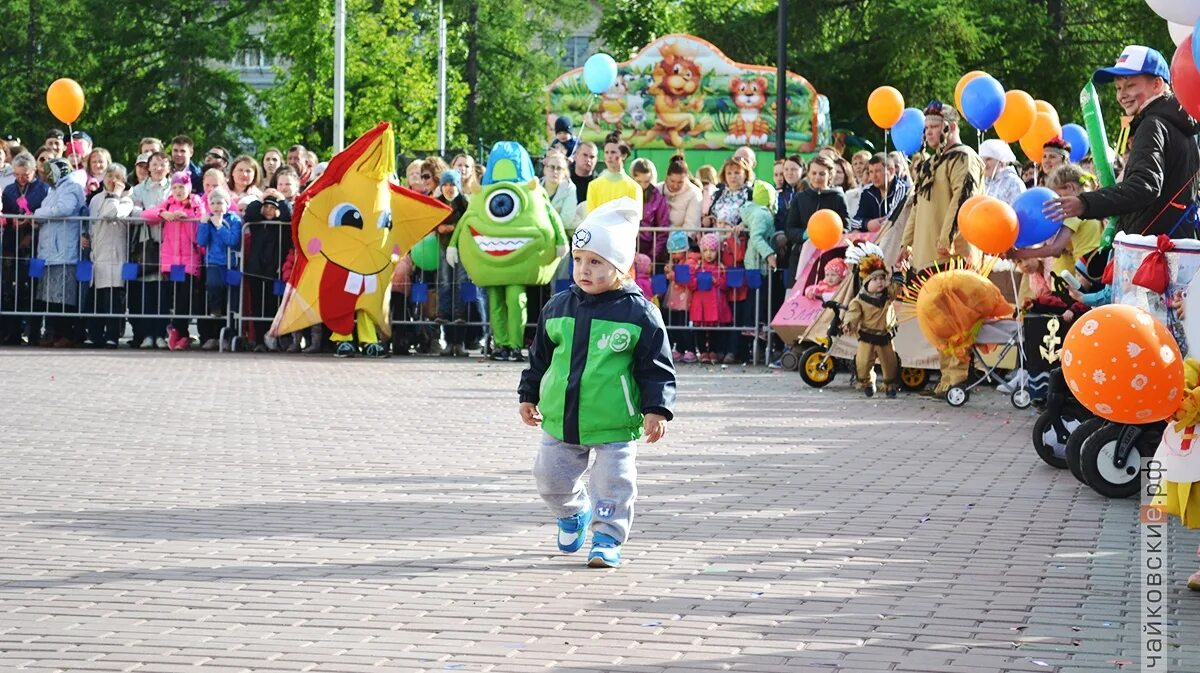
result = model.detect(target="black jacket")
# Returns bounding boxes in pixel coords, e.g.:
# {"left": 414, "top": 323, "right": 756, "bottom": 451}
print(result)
{"left": 435, "top": 192, "right": 469, "bottom": 246}
{"left": 784, "top": 187, "right": 849, "bottom": 279}
{"left": 1079, "top": 94, "right": 1199, "bottom": 238}
{"left": 243, "top": 199, "right": 294, "bottom": 278}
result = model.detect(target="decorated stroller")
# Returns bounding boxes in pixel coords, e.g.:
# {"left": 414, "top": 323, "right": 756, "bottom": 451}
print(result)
{"left": 773, "top": 222, "right": 938, "bottom": 391}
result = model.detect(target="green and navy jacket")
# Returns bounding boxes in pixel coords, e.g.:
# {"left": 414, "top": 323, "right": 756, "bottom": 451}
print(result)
{"left": 519, "top": 283, "right": 677, "bottom": 445}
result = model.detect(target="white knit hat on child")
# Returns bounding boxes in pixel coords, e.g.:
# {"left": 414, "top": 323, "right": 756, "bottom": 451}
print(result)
{"left": 572, "top": 197, "right": 640, "bottom": 273}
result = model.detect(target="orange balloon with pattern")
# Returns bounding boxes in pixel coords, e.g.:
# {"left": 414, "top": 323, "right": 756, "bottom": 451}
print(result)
{"left": 1061, "top": 305, "right": 1184, "bottom": 424}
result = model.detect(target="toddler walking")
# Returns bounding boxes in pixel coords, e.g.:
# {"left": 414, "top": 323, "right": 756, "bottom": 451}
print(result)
{"left": 519, "top": 198, "right": 677, "bottom": 568}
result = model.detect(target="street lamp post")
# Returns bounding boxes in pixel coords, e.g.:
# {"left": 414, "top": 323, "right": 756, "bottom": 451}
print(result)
{"left": 775, "top": 0, "right": 787, "bottom": 160}
{"left": 333, "top": 0, "right": 346, "bottom": 153}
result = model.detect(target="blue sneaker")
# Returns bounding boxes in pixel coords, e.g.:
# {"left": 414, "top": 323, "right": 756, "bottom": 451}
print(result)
{"left": 556, "top": 508, "right": 591, "bottom": 553}
{"left": 587, "top": 531, "right": 622, "bottom": 568}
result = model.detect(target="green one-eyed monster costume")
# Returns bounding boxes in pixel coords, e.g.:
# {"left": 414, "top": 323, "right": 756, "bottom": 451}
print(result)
{"left": 446, "top": 142, "right": 567, "bottom": 354}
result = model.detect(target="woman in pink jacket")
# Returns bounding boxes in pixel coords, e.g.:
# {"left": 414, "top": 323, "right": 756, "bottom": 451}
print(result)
{"left": 141, "top": 171, "right": 207, "bottom": 349}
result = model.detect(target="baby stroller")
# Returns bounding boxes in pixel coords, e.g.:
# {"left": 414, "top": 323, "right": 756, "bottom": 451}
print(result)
{"left": 773, "top": 242, "right": 852, "bottom": 372}
{"left": 942, "top": 318, "right": 1033, "bottom": 409}
{"left": 793, "top": 256, "right": 935, "bottom": 392}
{"left": 1031, "top": 367, "right": 1095, "bottom": 469}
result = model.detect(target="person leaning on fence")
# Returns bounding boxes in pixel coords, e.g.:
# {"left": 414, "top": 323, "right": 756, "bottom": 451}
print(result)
{"left": 142, "top": 171, "right": 207, "bottom": 351}
{"left": 435, "top": 170, "right": 472, "bottom": 357}
{"left": 127, "top": 151, "right": 172, "bottom": 349}
{"left": 84, "top": 163, "right": 134, "bottom": 349}
{"left": 689, "top": 232, "right": 732, "bottom": 365}
{"left": 630, "top": 158, "right": 670, "bottom": 265}
{"left": 196, "top": 187, "right": 242, "bottom": 351}
{"left": 663, "top": 229, "right": 697, "bottom": 363}
{"left": 242, "top": 195, "right": 293, "bottom": 352}
{"left": 31, "top": 158, "right": 86, "bottom": 348}
{"left": 0, "top": 153, "right": 49, "bottom": 345}
{"left": 660, "top": 155, "right": 702, "bottom": 231}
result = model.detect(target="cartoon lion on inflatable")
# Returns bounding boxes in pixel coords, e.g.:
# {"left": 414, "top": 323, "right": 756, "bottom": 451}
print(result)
{"left": 639, "top": 42, "right": 712, "bottom": 148}
{"left": 725, "top": 76, "right": 771, "bottom": 146}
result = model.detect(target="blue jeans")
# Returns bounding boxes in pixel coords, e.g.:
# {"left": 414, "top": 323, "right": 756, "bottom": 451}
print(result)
{"left": 437, "top": 249, "right": 471, "bottom": 345}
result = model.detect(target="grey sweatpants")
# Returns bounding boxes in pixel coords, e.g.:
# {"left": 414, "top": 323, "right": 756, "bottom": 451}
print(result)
{"left": 533, "top": 432, "right": 638, "bottom": 544}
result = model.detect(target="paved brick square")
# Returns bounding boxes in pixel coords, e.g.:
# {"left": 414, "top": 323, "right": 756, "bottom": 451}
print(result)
{"left": 0, "top": 350, "right": 1196, "bottom": 672}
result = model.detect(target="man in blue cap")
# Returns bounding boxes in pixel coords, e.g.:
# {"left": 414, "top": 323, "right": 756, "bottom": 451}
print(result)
{"left": 1045, "top": 45, "right": 1198, "bottom": 238}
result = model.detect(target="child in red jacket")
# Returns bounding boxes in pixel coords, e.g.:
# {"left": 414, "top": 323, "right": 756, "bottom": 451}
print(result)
{"left": 688, "top": 233, "right": 731, "bottom": 364}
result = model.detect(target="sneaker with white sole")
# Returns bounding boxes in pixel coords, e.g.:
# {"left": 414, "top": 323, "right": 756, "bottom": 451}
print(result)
{"left": 155, "top": 337, "right": 169, "bottom": 349}
{"left": 587, "top": 531, "right": 622, "bottom": 568}
{"left": 139, "top": 336, "right": 155, "bottom": 349}
{"left": 201, "top": 338, "right": 219, "bottom": 351}
{"left": 997, "top": 369, "right": 1028, "bottom": 394}
{"left": 556, "top": 508, "right": 591, "bottom": 553}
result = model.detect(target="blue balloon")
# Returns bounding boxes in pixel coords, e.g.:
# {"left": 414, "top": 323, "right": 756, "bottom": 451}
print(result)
{"left": 1061, "top": 123, "right": 1090, "bottom": 163}
{"left": 1013, "top": 186, "right": 1061, "bottom": 247}
{"left": 1193, "top": 18, "right": 1200, "bottom": 73}
{"left": 583, "top": 53, "right": 618, "bottom": 95}
{"left": 891, "top": 107, "right": 925, "bottom": 155}
{"left": 960, "top": 76, "right": 1006, "bottom": 130}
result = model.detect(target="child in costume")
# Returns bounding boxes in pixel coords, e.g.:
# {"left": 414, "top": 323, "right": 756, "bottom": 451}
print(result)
{"left": 688, "top": 232, "right": 731, "bottom": 364}
{"left": 519, "top": 197, "right": 676, "bottom": 568}
{"left": 804, "top": 258, "right": 848, "bottom": 301}
{"left": 663, "top": 230, "right": 696, "bottom": 363}
{"left": 842, "top": 243, "right": 900, "bottom": 398}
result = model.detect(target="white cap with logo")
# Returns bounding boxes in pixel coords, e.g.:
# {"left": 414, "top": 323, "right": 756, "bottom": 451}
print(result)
{"left": 572, "top": 197, "right": 640, "bottom": 273}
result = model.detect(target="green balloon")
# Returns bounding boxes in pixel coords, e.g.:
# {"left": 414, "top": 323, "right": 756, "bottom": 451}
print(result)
{"left": 411, "top": 233, "right": 440, "bottom": 271}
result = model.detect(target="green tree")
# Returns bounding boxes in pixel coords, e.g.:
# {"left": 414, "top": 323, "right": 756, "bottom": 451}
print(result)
{"left": 258, "top": 0, "right": 468, "bottom": 158}
{"left": 447, "top": 0, "right": 570, "bottom": 152}
{"left": 0, "top": 1, "right": 261, "bottom": 161}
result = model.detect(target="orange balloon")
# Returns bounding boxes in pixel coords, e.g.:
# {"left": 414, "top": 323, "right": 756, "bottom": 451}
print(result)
{"left": 867, "top": 86, "right": 905, "bottom": 128}
{"left": 994, "top": 90, "right": 1036, "bottom": 143}
{"left": 955, "top": 71, "right": 988, "bottom": 114}
{"left": 1034, "top": 99, "right": 1059, "bottom": 124}
{"left": 960, "top": 197, "right": 1018, "bottom": 255}
{"left": 956, "top": 194, "right": 992, "bottom": 231}
{"left": 808, "top": 209, "right": 844, "bottom": 250}
{"left": 1019, "top": 112, "right": 1062, "bottom": 164}
{"left": 46, "top": 78, "right": 85, "bottom": 125}
{"left": 1062, "top": 305, "right": 1184, "bottom": 424}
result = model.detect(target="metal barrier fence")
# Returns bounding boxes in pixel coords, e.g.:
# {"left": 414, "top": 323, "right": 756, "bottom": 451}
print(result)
{"left": 0, "top": 213, "right": 239, "bottom": 350}
{"left": 380, "top": 225, "right": 786, "bottom": 364}
{"left": 2, "top": 216, "right": 789, "bottom": 363}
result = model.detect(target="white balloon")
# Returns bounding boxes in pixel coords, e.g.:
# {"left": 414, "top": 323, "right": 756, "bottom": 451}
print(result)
{"left": 1169, "top": 21, "right": 1192, "bottom": 47}
{"left": 1146, "top": 0, "right": 1200, "bottom": 25}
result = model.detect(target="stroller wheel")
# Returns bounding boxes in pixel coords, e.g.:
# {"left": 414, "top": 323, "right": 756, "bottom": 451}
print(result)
{"left": 1032, "top": 410, "right": 1083, "bottom": 469}
{"left": 946, "top": 386, "right": 969, "bottom": 407}
{"left": 1079, "top": 423, "right": 1154, "bottom": 499}
{"left": 779, "top": 349, "right": 799, "bottom": 372}
{"left": 798, "top": 345, "right": 836, "bottom": 388}
{"left": 899, "top": 367, "right": 928, "bottom": 392}
{"left": 1011, "top": 389, "right": 1033, "bottom": 410}
{"left": 1066, "top": 417, "right": 1107, "bottom": 484}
